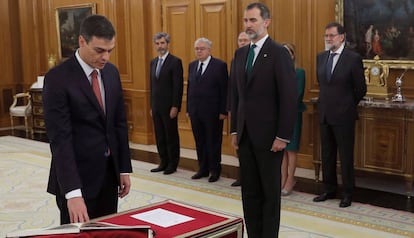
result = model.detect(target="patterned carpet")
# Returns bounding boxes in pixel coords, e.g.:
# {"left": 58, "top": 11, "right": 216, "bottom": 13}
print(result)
{"left": 1, "top": 136, "right": 413, "bottom": 238}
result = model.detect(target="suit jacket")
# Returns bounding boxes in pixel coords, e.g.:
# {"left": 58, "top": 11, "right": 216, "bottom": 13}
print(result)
{"left": 150, "top": 53, "right": 183, "bottom": 113}
{"left": 187, "top": 57, "right": 228, "bottom": 116}
{"left": 43, "top": 55, "right": 132, "bottom": 199}
{"left": 230, "top": 37, "right": 298, "bottom": 149}
{"left": 316, "top": 48, "right": 367, "bottom": 125}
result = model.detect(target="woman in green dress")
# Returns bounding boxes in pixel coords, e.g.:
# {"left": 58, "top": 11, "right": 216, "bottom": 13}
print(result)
{"left": 281, "top": 43, "right": 306, "bottom": 196}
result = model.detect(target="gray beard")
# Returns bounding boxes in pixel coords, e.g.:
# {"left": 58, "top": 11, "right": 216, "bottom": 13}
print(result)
{"left": 247, "top": 32, "right": 258, "bottom": 40}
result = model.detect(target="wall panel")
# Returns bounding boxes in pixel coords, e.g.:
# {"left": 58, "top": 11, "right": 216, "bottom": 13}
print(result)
{"left": 162, "top": 0, "right": 196, "bottom": 149}
{"left": 0, "top": 0, "right": 22, "bottom": 126}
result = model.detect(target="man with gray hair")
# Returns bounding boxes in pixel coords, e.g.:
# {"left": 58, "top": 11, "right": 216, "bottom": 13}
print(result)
{"left": 187, "top": 37, "right": 228, "bottom": 183}
{"left": 149, "top": 32, "right": 183, "bottom": 175}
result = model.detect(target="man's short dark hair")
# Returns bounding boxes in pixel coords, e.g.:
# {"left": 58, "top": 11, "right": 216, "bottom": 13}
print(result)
{"left": 246, "top": 2, "right": 271, "bottom": 20}
{"left": 325, "top": 22, "right": 345, "bottom": 35}
{"left": 79, "top": 15, "right": 115, "bottom": 43}
{"left": 153, "top": 32, "right": 170, "bottom": 43}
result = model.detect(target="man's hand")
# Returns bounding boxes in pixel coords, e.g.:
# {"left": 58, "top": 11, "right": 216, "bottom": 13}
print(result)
{"left": 67, "top": 197, "right": 89, "bottom": 223}
{"left": 119, "top": 174, "right": 131, "bottom": 198}
{"left": 270, "top": 138, "right": 287, "bottom": 152}
{"left": 219, "top": 114, "right": 227, "bottom": 120}
{"left": 231, "top": 134, "right": 238, "bottom": 150}
{"left": 170, "top": 107, "right": 178, "bottom": 118}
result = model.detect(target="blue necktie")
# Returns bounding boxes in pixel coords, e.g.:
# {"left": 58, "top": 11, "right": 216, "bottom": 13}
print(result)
{"left": 326, "top": 53, "right": 337, "bottom": 81}
{"left": 155, "top": 58, "right": 163, "bottom": 78}
{"left": 246, "top": 44, "right": 257, "bottom": 76}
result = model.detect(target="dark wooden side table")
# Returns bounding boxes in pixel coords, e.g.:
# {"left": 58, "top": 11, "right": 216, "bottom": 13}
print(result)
{"left": 29, "top": 88, "right": 46, "bottom": 134}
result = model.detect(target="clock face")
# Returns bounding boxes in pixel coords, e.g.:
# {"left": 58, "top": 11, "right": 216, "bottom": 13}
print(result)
{"left": 371, "top": 66, "right": 380, "bottom": 76}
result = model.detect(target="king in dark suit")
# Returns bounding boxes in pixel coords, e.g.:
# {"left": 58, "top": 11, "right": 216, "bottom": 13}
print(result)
{"left": 313, "top": 22, "right": 367, "bottom": 208}
{"left": 149, "top": 32, "right": 183, "bottom": 175}
{"left": 187, "top": 37, "right": 228, "bottom": 183}
{"left": 230, "top": 3, "right": 298, "bottom": 237}
{"left": 43, "top": 15, "right": 132, "bottom": 224}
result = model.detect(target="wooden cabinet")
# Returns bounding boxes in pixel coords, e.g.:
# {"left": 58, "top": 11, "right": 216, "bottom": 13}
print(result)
{"left": 312, "top": 99, "right": 414, "bottom": 197}
{"left": 29, "top": 88, "right": 46, "bottom": 133}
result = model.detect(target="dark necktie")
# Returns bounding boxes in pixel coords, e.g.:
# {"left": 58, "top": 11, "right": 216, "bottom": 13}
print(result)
{"left": 246, "top": 44, "right": 257, "bottom": 76}
{"left": 196, "top": 62, "right": 203, "bottom": 81}
{"left": 91, "top": 70, "right": 104, "bottom": 110}
{"left": 155, "top": 58, "right": 163, "bottom": 78}
{"left": 326, "top": 53, "right": 337, "bottom": 81}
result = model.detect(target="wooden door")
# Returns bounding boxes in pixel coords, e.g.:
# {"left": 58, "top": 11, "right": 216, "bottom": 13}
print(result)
{"left": 162, "top": 0, "right": 237, "bottom": 154}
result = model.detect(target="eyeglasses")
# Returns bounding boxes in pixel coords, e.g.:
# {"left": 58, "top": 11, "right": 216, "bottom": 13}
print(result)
{"left": 324, "top": 34, "right": 339, "bottom": 39}
{"left": 194, "top": 47, "right": 208, "bottom": 51}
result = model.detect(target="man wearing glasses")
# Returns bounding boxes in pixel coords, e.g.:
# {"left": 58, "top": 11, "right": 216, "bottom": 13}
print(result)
{"left": 186, "top": 37, "right": 228, "bottom": 183}
{"left": 313, "top": 22, "right": 367, "bottom": 208}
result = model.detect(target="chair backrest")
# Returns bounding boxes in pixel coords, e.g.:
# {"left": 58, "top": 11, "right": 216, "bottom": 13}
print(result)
{"left": 9, "top": 92, "right": 32, "bottom": 115}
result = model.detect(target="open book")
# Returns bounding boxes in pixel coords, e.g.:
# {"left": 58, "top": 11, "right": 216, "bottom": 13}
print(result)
{"left": 6, "top": 221, "right": 152, "bottom": 237}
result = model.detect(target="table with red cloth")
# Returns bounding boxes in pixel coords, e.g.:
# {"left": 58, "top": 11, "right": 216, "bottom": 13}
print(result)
{"left": 30, "top": 200, "right": 243, "bottom": 238}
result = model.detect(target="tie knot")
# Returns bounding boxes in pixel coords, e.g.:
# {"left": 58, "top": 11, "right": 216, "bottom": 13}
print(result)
{"left": 91, "top": 70, "right": 98, "bottom": 78}
{"left": 251, "top": 44, "right": 257, "bottom": 49}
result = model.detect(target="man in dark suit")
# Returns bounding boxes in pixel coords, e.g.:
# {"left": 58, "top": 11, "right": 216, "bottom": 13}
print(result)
{"left": 43, "top": 15, "right": 132, "bottom": 224}
{"left": 230, "top": 3, "right": 298, "bottom": 237}
{"left": 187, "top": 37, "right": 228, "bottom": 183}
{"left": 149, "top": 32, "right": 183, "bottom": 175}
{"left": 313, "top": 22, "right": 367, "bottom": 208}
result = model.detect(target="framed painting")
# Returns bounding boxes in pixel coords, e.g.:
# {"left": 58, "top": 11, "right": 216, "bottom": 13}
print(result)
{"left": 336, "top": 0, "right": 414, "bottom": 69}
{"left": 56, "top": 3, "right": 96, "bottom": 60}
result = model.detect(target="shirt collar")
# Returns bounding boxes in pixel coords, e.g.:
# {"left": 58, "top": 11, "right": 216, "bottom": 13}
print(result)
{"left": 75, "top": 49, "right": 99, "bottom": 78}
{"left": 159, "top": 52, "right": 169, "bottom": 60}
{"left": 330, "top": 42, "right": 345, "bottom": 55}
{"left": 251, "top": 34, "right": 269, "bottom": 50}
{"left": 199, "top": 55, "right": 211, "bottom": 66}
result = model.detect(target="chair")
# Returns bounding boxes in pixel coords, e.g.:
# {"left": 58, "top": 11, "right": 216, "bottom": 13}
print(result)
{"left": 9, "top": 92, "right": 32, "bottom": 134}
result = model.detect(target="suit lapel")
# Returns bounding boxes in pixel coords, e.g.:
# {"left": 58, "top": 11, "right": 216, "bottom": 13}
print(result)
{"left": 330, "top": 50, "right": 345, "bottom": 82}
{"left": 100, "top": 70, "right": 111, "bottom": 118}
{"left": 203, "top": 57, "right": 213, "bottom": 78}
{"left": 247, "top": 38, "right": 271, "bottom": 86}
{"left": 322, "top": 51, "right": 330, "bottom": 82}
{"left": 72, "top": 57, "right": 106, "bottom": 119}
{"left": 151, "top": 58, "right": 158, "bottom": 79}
{"left": 157, "top": 54, "right": 170, "bottom": 79}
{"left": 331, "top": 50, "right": 345, "bottom": 81}
{"left": 238, "top": 46, "right": 249, "bottom": 89}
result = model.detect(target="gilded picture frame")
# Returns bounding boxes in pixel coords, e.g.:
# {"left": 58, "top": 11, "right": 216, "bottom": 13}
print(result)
{"left": 56, "top": 3, "right": 96, "bottom": 60}
{"left": 336, "top": 0, "right": 414, "bottom": 69}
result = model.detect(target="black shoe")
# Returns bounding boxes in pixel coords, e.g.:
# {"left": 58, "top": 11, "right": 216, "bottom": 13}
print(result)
{"left": 191, "top": 171, "right": 209, "bottom": 179}
{"left": 339, "top": 196, "right": 352, "bottom": 208}
{"left": 313, "top": 192, "right": 336, "bottom": 202}
{"left": 163, "top": 167, "right": 176, "bottom": 175}
{"left": 231, "top": 179, "right": 241, "bottom": 187}
{"left": 150, "top": 166, "right": 166, "bottom": 172}
{"left": 208, "top": 174, "right": 220, "bottom": 182}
